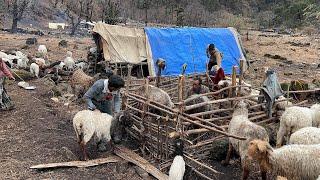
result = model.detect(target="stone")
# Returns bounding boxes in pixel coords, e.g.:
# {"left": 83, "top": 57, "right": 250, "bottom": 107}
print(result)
{"left": 26, "top": 37, "right": 37, "bottom": 45}
{"left": 58, "top": 40, "right": 68, "bottom": 48}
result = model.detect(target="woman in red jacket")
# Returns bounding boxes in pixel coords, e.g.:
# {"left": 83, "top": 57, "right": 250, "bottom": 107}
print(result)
{"left": 210, "top": 65, "right": 225, "bottom": 85}
{"left": 0, "top": 58, "right": 15, "bottom": 111}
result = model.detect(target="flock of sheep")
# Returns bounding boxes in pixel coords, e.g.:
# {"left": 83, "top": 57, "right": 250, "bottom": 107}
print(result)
{"left": 225, "top": 99, "right": 320, "bottom": 180}
{"left": 0, "top": 45, "right": 89, "bottom": 78}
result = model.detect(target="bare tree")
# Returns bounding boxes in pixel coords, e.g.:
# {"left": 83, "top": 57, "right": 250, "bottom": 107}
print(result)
{"left": 7, "top": 0, "right": 34, "bottom": 33}
{"left": 65, "top": 0, "right": 85, "bottom": 36}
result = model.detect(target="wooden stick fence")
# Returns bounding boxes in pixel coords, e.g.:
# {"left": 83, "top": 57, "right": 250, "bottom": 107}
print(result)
{"left": 122, "top": 65, "right": 309, "bottom": 179}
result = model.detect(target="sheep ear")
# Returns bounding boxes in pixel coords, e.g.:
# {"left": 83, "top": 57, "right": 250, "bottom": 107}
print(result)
{"left": 257, "top": 141, "right": 272, "bottom": 153}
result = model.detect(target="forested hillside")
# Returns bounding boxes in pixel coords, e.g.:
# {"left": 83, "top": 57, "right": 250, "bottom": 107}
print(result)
{"left": 0, "top": 0, "right": 319, "bottom": 33}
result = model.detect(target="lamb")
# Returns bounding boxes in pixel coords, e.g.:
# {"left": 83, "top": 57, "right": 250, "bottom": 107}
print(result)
{"left": 222, "top": 100, "right": 269, "bottom": 180}
{"left": 168, "top": 139, "right": 185, "bottom": 180}
{"left": 75, "top": 61, "right": 88, "bottom": 71}
{"left": 38, "top": 45, "right": 47, "bottom": 55}
{"left": 0, "top": 51, "right": 8, "bottom": 59}
{"left": 30, "top": 63, "right": 39, "bottom": 78}
{"left": 276, "top": 104, "right": 320, "bottom": 147}
{"left": 64, "top": 51, "right": 75, "bottom": 71}
{"left": 73, "top": 109, "right": 133, "bottom": 160}
{"left": 247, "top": 139, "right": 320, "bottom": 180}
{"left": 34, "top": 58, "right": 46, "bottom": 68}
{"left": 289, "top": 127, "right": 320, "bottom": 145}
{"left": 15, "top": 51, "right": 29, "bottom": 69}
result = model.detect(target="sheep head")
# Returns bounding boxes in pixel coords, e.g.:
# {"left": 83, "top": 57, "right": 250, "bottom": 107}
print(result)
{"left": 310, "top": 104, "right": 320, "bottom": 111}
{"left": 117, "top": 110, "right": 133, "bottom": 128}
{"left": 173, "top": 138, "right": 184, "bottom": 156}
{"left": 234, "top": 100, "right": 249, "bottom": 110}
{"left": 247, "top": 139, "right": 273, "bottom": 171}
{"left": 110, "top": 110, "right": 133, "bottom": 144}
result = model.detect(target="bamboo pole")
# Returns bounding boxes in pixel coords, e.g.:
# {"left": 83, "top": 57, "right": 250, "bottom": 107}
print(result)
{"left": 230, "top": 66, "right": 237, "bottom": 104}
{"left": 237, "top": 60, "right": 244, "bottom": 96}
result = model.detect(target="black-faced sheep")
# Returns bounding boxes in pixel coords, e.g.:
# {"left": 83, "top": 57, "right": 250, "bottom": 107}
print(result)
{"left": 289, "top": 127, "right": 320, "bottom": 145}
{"left": 223, "top": 100, "right": 269, "bottom": 180}
{"left": 73, "top": 110, "right": 133, "bottom": 160}
{"left": 247, "top": 139, "right": 320, "bottom": 180}
{"left": 276, "top": 104, "right": 320, "bottom": 147}
{"left": 168, "top": 139, "right": 185, "bottom": 180}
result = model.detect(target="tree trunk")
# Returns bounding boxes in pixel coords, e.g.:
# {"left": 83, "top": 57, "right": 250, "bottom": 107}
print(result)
{"left": 11, "top": 18, "right": 18, "bottom": 33}
{"left": 11, "top": 0, "right": 19, "bottom": 33}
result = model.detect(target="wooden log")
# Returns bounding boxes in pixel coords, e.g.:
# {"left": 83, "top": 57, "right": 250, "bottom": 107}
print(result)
{"left": 187, "top": 135, "right": 224, "bottom": 150}
{"left": 184, "top": 94, "right": 263, "bottom": 111}
{"left": 114, "top": 145, "right": 169, "bottom": 180}
{"left": 188, "top": 165, "right": 214, "bottom": 180}
{"left": 183, "top": 85, "right": 255, "bottom": 104}
{"left": 179, "top": 116, "right": 246, "bottom": 140}
{"left": 30, "top": 156, "right": 121, "bottom": 169}
{"left": 169, "top": 128, "right": 210, "bottom": 138}
{"left": 231, "top": 66, "right": 237, "bottom": 99}
{"left": 190, "top": 108, "right": 233, "bottom": 117}
{"left": 127, "top": 95, "right": 175, "bottom": 116}
{"left": 185, "top": 155, "right": 221, "bottom": 174}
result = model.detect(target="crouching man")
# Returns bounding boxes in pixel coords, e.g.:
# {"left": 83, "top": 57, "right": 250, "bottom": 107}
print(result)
{"left": 83, "top": 74, "right": 125, "bottom": 115}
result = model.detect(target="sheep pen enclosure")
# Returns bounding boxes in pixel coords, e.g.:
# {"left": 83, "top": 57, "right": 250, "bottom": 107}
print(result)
{"left": 122, "top": 67, "right": 305, "bottom": 179}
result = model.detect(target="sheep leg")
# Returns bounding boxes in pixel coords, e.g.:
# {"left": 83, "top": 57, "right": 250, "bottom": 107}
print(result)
{"left": 109, "top": 140, "right": 114, "bottom": 153}
{"left": 80, "top": 141, "right": 89, "bottom": 161}
{"left": 276, "top": 124, "right": 286, "bottom": 148}
{"left": 242, "top": 166, "right": 250, "bottom": 180}
{"left": 221, "top": 142, "right": 233, "bottom": 165}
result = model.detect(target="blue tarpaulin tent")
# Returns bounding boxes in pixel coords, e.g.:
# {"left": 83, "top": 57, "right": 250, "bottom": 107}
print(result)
{"left": 145, "top": 27, "right": 246, "bottom": 75}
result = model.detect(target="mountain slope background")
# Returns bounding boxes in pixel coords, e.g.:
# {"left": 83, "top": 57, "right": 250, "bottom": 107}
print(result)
{"left": 0, "top": 0, "right": 319, "bottom": 34}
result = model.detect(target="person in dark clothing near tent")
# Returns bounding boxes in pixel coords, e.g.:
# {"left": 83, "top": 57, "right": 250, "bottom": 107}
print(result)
{"left": 206, "top": 43, "right": 222, "bottom": 72}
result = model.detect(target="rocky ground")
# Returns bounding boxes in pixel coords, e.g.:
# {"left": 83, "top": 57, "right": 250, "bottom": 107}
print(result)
{"left": 0, "top": 29, "right": 319, "bottom": 180}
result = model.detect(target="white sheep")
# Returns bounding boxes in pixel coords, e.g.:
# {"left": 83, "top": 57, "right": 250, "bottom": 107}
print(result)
{"left": 276, "top": 104, "right": 320, "bottom": 147}
{"left": 38, "top": 45, "right": 47, "bottom": 55}
{"left": 30, "top": 63, "right": 39, "bottom": 78}
{"left": 34, "top": 58, "right": 46, "bottom": 68}
{"left": 275, "top": 95, "right": 293, "bottom": 111}
{"left": 73, "top": 110, "right": 132, "bottom": 160}
{"left": 75, "top": 61, "right": 88, "bottom": 71}
{"left": 16, "top": 51, "right": 29, "bottom": 69}
{"left": 289, "top": 127, "right": 320, "bottom": 145}
{"left": 247, "top": 139, "right": 320, "bottom": 180}
{"left": 223, "top": 100, "right": 269, "bottom": 180}
{"left": 169, "top": 139, "right": 185, "bottom": 180}
{"left": 0, "top": 51, "right": 8, "bottom": 59}
{"left": 64, "top": 53, "right": 75, "bottom": 71}
{"left": 136, "top": 85, "right": 175, "bottom": 108}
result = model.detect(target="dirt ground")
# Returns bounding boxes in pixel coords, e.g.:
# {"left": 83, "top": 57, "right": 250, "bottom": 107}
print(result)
{"left": 0, "top": 30, "right": 319, "bottom": 180}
